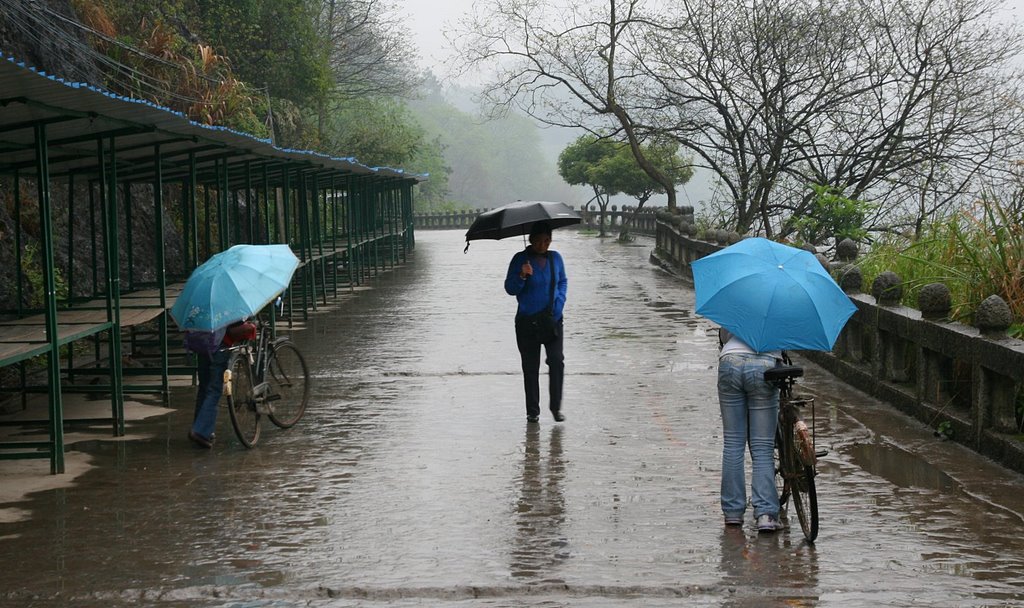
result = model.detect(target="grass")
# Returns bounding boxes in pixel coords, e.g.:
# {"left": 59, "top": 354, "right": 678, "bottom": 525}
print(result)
{"left": 856, "top": 196, "right": 1024, "bottom": 338}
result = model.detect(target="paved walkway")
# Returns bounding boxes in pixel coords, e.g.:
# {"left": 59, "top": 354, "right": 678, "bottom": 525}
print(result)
{"left": 1, "top": 229, "right": 1023, "bottom": 607}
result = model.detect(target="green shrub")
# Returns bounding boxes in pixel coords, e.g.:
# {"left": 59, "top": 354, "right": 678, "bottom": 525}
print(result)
{"left": 857, "top": 196, "right": 1023, "bottom": 338}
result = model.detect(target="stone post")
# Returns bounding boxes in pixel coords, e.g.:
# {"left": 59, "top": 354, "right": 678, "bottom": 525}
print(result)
{"left": 917, "top": 283, "right": 953, "bottom": 409}
{"left": 871, "top": 271, "right": 907, "bottom": 383}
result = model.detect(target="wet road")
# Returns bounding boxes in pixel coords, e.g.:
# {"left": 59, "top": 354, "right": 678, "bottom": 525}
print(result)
{"left": 2, "top": 229, "right": 1024, "bottom": 607}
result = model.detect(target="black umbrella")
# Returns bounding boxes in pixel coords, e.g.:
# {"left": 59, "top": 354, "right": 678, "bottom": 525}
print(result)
{"left": 464, "top": 201, "right": 582, "bottom": 252}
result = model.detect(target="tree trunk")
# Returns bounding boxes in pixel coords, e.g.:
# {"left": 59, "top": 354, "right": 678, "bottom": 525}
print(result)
{"left": 608, "top": 104, "right": 676, "bottom": 210}
{"left": 618, "top": 193, "right": 652, "bottom": 240}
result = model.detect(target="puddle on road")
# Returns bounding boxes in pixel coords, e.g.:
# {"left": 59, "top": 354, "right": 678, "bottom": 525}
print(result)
{"left": 844, "top": 441, "right": 960, "bottom": 493}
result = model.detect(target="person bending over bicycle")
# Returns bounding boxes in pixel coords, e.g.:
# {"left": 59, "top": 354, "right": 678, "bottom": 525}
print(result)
{"left": 716, "top": 328, "right": 784, "bottom": 532}
{"left": 185, "top": 319, "right": 257, "bottom": 449}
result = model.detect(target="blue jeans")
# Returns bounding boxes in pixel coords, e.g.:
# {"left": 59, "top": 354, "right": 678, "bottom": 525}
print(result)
{"left": 191, "top": 349, "right": 230, "bottom": 440}
{"left": 718, "top": 353, "right": 780, "bottom": 519}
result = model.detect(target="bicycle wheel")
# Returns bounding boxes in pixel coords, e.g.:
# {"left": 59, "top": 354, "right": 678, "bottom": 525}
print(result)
{"left": 266, "top": 341, "right": 309, "bottom": 429}
{"left": 775, "top": 421, "right": 819, "bottom": 541}
{"left": 226, "top": 354, "right": 261, "bottom": 448}
{"left": 789, "top": 461, "right": 819, "bottom": 542}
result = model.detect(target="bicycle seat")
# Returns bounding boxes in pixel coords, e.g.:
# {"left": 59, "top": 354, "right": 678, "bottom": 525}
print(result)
{"left": 764, "top": 365, "right": 804, "bottom": 382}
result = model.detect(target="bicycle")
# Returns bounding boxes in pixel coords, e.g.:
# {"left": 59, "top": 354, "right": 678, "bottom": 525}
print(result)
{"left": 223, "top": 318, "right": 310, "bottom": 448}
{"left": 763, "top": 361, "right": 824, "bottom": 542}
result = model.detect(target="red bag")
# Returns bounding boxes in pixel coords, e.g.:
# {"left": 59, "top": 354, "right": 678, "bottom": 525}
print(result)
{"left": 222, "top": 321, "right": 257, "bottom": 346}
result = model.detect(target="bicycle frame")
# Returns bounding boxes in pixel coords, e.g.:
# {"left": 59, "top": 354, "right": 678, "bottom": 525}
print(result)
{"left": 224, "top": 321, "right": 274, "bottom": 409}
{"left": 249, "top": 322, "right": 272, "bottom": 384}
{"left": 777, "top": 374, "right": 818, "bottom": 466}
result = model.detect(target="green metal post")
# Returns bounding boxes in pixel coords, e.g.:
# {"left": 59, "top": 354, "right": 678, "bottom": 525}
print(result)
{"left": 311, "top": 175, "right": 327, "bottom": 305}
{"left": 245, "top": 161, "right": 254, "bottom": 243}
{"left": 203, "top": 185, "right": 211, "bottom": 259}
{"left": 14, "top": 170, "right": 26, "bottom": 407}
{"left": 345, "top": 178, "right": 354, "bottom": 290}
{"left": 266, "top": 165, "right": 274, "bottom": 243}
{"left": 88, "top": 180, "right": 98, "bottom": 296}
{"left": 124, "top": 180, "right": 137, "bottom": 356}
{"left": 401, "top": 182, "right": 413, "bottom": 252}
{"left": 14, "top": 169, "right": 22, "bottom": 314}
{"left": 67, "top": 173, "right": 75, "bottom": 303}
{"left": 371, "top": 181, "right": 380, "bottom": 277}
{"left": 354, "top": 178, "right": 364, "bottom": 285}
{"left": 66, "top": 173, "right": 76, "bottom": 375}
{"left": 330, "top": 175, "right": 338, "bottom": 298}
{"left": 89, "top": 179, "right": 101, "bottom": 364}
{"left": 233, "top": 189, "right": 241, "bottom": 245}
{"left": 186, "top": 157, "right": 199, "bottom": 386}
{"left": 179, "top": 177, "right": 190, "bottom": 271}
{"left": 35, "top": 124, "right": 65, "bottom": 474}
{"left": 189, "top": 153, "right": 198, "bottom": 268}
{"left": 389, "top": 185, "right": 397, "bottom": 269}
{"left": 282, "top": 166, "right": 294, "bottom": 322}
{"left": 101, "top": 137, "right": 125, "bottom": 437}
{"left": 219, "top": 158, "right": 229, "bottom": 251}
{"left": 125, "top": 182, "right": 134, "bottom": 291}
{"left": 297, "top": 171, "right": 311, "bottom": 317}
{"left": 153, "top": 144, "right": 169, "bottom": 402}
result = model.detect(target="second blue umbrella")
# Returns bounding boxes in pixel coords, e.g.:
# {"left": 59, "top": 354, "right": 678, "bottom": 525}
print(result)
{"left": 170, "top": 244, "right": 300, "bottom": 332}
{"left": 692, "top": 238, "right": 856, "bottom": 352}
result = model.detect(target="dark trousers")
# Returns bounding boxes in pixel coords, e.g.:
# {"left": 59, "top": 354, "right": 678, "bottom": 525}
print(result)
{"left": 515, "top": 318, "right": 565, "bottom": 417}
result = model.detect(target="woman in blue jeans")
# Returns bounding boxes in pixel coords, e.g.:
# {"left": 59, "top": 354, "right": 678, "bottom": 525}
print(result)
{"left": 188, "top": 320, "right": 256, "bottom": 448}
{"left": 718, "top": 329, "right": 782, "bottom": 532}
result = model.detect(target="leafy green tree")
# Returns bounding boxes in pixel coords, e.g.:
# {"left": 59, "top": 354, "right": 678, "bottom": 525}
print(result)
{"left": 190, "top": 0, "right": 331, "bottom": 107}
{"left": 316, "top": 96, "right": 448, "bottom": 211}
{"left": 596, "top": 141, "right": 693, "bottom": 239}
{"left": 788, "top": 184, "right": 874, "bottom": 247}
{"left": 559, "top": 135, "right": 692, "bottom": 237}
{"left": 320, "top": 97, "right": 424, "bottom": 167}
{"left": 404, "top": 133, "right": 451, "bottom": 212}
{"left": 557, "top": 135, "right": 619, "bottom": 236}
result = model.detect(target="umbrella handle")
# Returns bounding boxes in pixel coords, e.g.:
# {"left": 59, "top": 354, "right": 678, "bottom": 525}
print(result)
{"left": 464, "top": 241, "right": 470, "bottom": 254}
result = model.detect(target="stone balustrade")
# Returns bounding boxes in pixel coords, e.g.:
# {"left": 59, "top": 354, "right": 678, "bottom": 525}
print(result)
{"left": 413, "top": 210, "right": 479, "bottom": 230}
{"left": 652, "top": 218, "right": 1024, "bottom": 474}
{"left": 413, "top": 204, "right": 665, "bottom": 236}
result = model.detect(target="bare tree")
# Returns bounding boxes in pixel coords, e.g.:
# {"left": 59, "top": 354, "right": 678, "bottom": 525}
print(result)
{"left": 456, "top": 0, "right": 1024, "bottom": 240}
{"left": 451, "top": 0, "right": 683, "bottom": 209}
{"left": 314, "top": 0, "right": 422, "bottom": 143}
{"left": 645, "top": 0, "right": 1024, "bottom": 238}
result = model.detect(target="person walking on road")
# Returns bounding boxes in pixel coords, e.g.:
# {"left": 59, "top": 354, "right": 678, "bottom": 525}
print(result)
{"left": 505, "top": 222, "right": 568, "bottom": 424}
{"left": 717, "top": 329, "right": 783, "bottom": 532}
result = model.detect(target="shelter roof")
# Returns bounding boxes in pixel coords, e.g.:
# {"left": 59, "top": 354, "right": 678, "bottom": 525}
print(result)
{"left": 0, "top": 53, "right": 427, "bottom": 186}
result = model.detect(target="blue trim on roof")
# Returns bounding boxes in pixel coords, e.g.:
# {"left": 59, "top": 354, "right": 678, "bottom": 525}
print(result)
{"left": 1, "top": 52, "right": 427, "bottom": 181}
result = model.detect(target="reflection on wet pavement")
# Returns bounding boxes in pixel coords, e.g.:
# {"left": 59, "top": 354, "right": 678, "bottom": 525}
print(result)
{"left": 511, "top": 425, "right": 568, "bottom": 581}
{"left": 0, "top": 230, "right": 1023, "bottom": 606}
{"left": 846, "top": 441, "right": 960, "bottom": 492}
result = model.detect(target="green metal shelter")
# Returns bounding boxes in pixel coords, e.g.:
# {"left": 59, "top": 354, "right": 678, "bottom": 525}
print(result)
{"left": 0, "top": 53, "right": 422, "bottom": 473}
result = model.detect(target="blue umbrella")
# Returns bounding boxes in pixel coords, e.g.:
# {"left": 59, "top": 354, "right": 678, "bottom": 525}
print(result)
{"left": 170, "top": 244, "right": 300, "bottom": 332}
{"left": 692, "top": 238, "right": 856, "bottom": 352}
